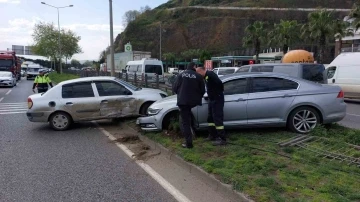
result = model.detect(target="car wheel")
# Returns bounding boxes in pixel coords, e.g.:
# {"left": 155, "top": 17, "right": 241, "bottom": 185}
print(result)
{"left": 49, "top": 112, "right": 72, "bottom": 131}
{"left": 140, "top": 102, "right": 153, "bottom": 115}
{"left": 288, "top": 107, "right": 320, "bottom": 134}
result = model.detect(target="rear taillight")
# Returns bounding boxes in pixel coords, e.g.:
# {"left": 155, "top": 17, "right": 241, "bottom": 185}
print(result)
{"left": 337, "top": 90, "right": 344, "bottom": 98}
{"left": 28, "top": 98, "right": 33, "bottom": 109}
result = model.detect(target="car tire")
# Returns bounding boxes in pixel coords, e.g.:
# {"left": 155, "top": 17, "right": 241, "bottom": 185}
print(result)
{"left": 287, "top": 106, "right": 320, "bottom": 134}
{"left": 140, "top": 102, "right": 153, "bottom": 115}
{"left": 49, "top": 112, "right": 73, "bottom": 131}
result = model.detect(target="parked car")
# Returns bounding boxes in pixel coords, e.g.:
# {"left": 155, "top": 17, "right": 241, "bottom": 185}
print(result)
{"left": 137, "top": 72, "right": 346, "bottom": 134}
{"left": 0, "top": 71, "right": 16, "bottom": 87}
{"left": 213, "top": 67, "right": 240, "bottom": 77}
{"left": 326, "top": 52, "right": 360, "bottom": 99}
{"left": 26, "top": 65, "right": 42, "bottom": 80}
{"left": 236, "top": 63, "right": 327, "bottom": 84}
{"left": 27, "top": 77, "right": 168, "bottom": 131}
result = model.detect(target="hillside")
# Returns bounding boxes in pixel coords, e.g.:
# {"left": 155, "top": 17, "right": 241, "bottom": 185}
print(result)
{"left": 114, "top": 0, "right": 356, "bottom": 62}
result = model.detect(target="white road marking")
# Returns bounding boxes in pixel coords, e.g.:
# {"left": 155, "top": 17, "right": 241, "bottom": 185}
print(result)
{"left": 95, "top": 123, "right": 192, "bottom": 202}
{"left": 0, "top": 102, "right": 28, "bottom": 114}
{"left": 5, "top": 90, "right": 11, "bottom": 95}
{"left": 0, "top": 97, "right": 3, "bottom": 102}
{"left": 347, "top": 113, "right": 360, "bottom": 117}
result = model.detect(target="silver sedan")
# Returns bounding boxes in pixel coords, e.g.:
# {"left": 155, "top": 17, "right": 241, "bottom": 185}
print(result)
{"left": 137, "top": 73, "right": 346, "bottom": 134}
{"left": 27, "top": 77, "right": 168, "bottom": 131}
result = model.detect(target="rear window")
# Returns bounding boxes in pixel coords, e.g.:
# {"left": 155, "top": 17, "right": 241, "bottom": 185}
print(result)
{"left": 302, "top": 64, "right": 325, "bottom": 83}
{"left": 237, "top": 66, "right": 250, "bottom": 72}
{"left": 27, "top": 68, "right": 40, "bottom": 72}
{"left": 145, "top": 65, "right": 163, "bottom": 75}
{"left": 62, "top": 82, "right": 94, "bottom": 98}
{"left": 218, "top": 68, "right": 235, "bottom": 75}
{"left": 251, "top": 66, "right": 274, "bottom": 72}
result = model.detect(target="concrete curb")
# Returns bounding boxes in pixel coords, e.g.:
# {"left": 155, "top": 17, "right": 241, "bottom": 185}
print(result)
{"left": 135, "top": 132, "right": 253, "bottom": 202}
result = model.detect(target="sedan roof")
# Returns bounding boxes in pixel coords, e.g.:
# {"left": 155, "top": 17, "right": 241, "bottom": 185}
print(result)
{"left": 59, "top": 76, "right": 116, "bottom": 85}
{"left": 219, "top": 72, "right": 289, "bottom": 81}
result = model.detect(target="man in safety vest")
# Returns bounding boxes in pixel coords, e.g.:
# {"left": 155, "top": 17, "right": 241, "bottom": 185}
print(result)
{"left": 32, "top": 70, "right": 53, "bottom": 93}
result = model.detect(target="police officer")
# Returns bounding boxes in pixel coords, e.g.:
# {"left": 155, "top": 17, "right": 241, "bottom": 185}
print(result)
{"left": 173, "top": 62, "right": 205, "bottom": 148}
{"left": 32, "top": 70, "right": 53, "bottom": 93}
{"left": 196, "top": 66, "right": 227, "bottom": 146}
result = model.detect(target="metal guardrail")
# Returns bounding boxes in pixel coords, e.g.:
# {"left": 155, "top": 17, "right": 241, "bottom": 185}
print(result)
{"left": 63, "top": 70, "right": 177, "bottom": 95}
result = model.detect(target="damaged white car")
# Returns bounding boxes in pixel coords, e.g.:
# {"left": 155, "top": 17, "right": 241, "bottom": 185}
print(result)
{"left": 26, "top": 77, "right": 168, "bottom": 131}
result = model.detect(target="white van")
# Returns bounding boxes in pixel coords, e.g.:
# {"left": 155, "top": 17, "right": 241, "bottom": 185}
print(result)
{"left": 125, "top": 58, "right": 165, "bottom": 83}
{"left": 327, "top": 52, "right": 360, "bottom": 99}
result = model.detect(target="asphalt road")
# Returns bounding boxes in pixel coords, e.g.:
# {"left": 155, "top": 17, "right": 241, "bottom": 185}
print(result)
{"left": 0, "top": 79, "right": 176, "bottom": 201}
{"left": 340, "top": 100, "right": 360, "bottom": 129}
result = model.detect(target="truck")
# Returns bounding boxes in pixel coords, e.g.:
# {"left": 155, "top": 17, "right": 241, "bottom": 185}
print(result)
{"left": 0, "top": 51, "right": 21, "bottom": 81}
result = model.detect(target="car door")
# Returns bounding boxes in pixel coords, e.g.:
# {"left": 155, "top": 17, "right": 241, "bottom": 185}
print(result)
{"left": 94, "top": 81, "right": 137, "bottom": 118}
{"left": 247, "top": 76, "right": 299, "bottom": 125}
{"left": 196, "top": 78, "right": 249, "bottom": 128}
{"left": 61, "top": 81, "right": 100, "bottom": 120}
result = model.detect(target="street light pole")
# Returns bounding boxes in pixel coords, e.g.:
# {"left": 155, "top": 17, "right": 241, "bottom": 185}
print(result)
{"left": 57, "top": 8, "right": 62, "bottom": 74}
{"left": 109, "top": 0, "right": 115, "bottom": 77}
{"left": 41, "top": 2, "right": 73, "bottom": 74}
{"left": 160, "top": 22, "right": 162, "bottom": 61}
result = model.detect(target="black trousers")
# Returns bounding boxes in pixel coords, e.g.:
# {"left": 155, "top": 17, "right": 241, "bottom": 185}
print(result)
{"left": 37, "top": 88, "right": 48, "bottom": 93}
{"left": 207, "top": 94, "right": 226, "bottom": 141}
{"left": 178, "top": 105, "right": 194, "bottom": 147}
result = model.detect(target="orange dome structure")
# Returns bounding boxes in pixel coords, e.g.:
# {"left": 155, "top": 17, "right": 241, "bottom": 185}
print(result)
{"left": 282, "top": 50, "right": 314, "bottom": 63}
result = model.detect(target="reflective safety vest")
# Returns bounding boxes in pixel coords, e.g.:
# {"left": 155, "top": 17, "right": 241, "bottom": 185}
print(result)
{"left": 34, "top": 75, "right": 51, "bottom": 90}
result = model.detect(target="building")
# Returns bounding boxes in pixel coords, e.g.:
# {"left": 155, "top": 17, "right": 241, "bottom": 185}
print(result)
{"left": 9, "top": 45, "right": 34, "bottom": 55}
{"left": 106, "top": 51, "right": 151, "bottom": 72}
{"left": 336, "top": 17, "right": 360, "bottom": 56}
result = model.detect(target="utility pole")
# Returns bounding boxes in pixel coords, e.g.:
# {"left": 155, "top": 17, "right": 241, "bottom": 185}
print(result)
{"left": 109, "top": 0, "right": 115, "bottom": 76}
{"left": 41, "top": 2, "right": 73, "bottom": 74}
{"left": 160, "top": 21, "right": 162, "bottom": 61}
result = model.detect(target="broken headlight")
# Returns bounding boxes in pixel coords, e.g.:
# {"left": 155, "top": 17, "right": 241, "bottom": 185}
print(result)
{"left": 147, "top": 108, "right": 162, "bottom": 115}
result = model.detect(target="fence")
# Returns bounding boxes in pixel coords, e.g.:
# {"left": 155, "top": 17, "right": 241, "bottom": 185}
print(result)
{"left": 63, "top": 70, "right": 177, "bottom": 95}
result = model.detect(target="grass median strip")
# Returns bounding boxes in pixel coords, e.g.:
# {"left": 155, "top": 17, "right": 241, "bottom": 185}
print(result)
{"left": 144, "top": 124, "right": 360, "bottom": 202}
{"left": 48, "top": 72, "right": 79, "bottom": 84}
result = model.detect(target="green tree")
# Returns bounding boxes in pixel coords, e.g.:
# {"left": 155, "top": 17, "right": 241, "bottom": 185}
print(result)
{"left": 303, "top": 9, "right": 337, "bottom": 63}
{"left": 199, "top": 50, "right": 211, "bottom": 64}
{"left": 268, "top": 20, "right": 300, "bottom": 54}
{"left": 334, "top": 19, "right": 354, "bottom": 55}
{"left": 99, "top": 50, "right": 107, "bottom": 64}
{"left": 349, "top": 2, "right": 360, "bottom": 31}
{"left": 70, "top": 59, "right": 81, "bottom": 68}
{"left": 163, "top": 52, "right": 176, "bottom": 67}
{"left": 31, "top": 22, "right": 82, "bottom": 73}
{"left": 243, "top": 21, "right": 268, "bottom": 64}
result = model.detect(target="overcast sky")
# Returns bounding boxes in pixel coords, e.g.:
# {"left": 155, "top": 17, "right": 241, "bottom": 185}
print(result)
{"left": 0, "top": 0, "right": 168, "bottom": 60}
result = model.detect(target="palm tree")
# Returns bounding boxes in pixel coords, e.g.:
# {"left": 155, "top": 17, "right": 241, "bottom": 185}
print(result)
{"left": 333, "top": 19, "right": 354, "bottom": 55}
{"left": 268, "top": 20, "right": 300, "bottom": 55}
{"left": 305, "top": 9, "right": 336, "bottom": 63}
{"left": 243, "top": 21, "right": 268, "bottom": 64}
{"left": 349, "top": 2, "right": 360, "bottom": 31}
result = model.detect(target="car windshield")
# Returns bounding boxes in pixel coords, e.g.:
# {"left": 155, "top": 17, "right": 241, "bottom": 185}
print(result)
{"left": 0, "top": 72, "right": 12, "bottom": 77}
{"left": 114, "top": 78, "right": 141, "bottom": 91}
{"left": 27, "top": 68, "right": 40, "bottom": 72}
{"left": 0, "top": 60, "right": 13, "bottom": 67}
